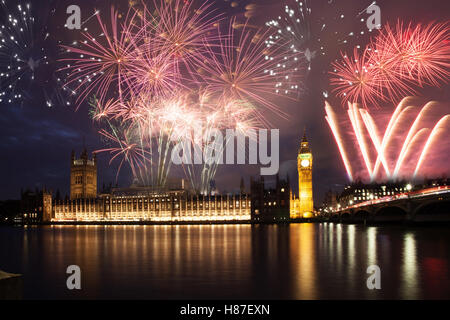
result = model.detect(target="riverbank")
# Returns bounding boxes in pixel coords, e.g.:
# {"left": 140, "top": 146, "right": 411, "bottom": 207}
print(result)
{"left": 0, "top": 270, "right": 22, "bottom": 300}
{"left": 3, "top": 216, "right": 450, "bottom": 226}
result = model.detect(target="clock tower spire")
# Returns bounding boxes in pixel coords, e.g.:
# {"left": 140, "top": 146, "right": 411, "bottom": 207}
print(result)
{"left": 291, "top": 129, "right": 314, "bottom": 218}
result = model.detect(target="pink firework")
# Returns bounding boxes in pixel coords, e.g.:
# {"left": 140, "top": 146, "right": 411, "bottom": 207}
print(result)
{"left": 91, "top": 98, "right": 123, "bottom": 122}
{"left": 197, "top": 19, "right": 294, "bottom": 122}
{"left": 123, "top": 49, "right": 183, "bottom": 99}
{"left": 375, "top": 21, "right": 450, "bottom": 87}
{"left": 140, "top": 0, "right": 223, "bottom": 74}
{"left": 61, "top": 2, "right": 292, "bottom": 188}
{"left": 325, "top": 98, "right": 450, "bottom": 182}
{"left": 330, "top": 48, "right": 385, "bottom": 108}
{"left": 97, "top": 128, "right": 151, "bottom": 180}
{"left": 61, "top": 8, "right": 138, "bottom": 107}
{"left": 329, "top": 21, "right": 450, "bottom": 107}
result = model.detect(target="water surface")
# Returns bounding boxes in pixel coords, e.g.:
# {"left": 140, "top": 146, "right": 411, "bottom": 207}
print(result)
{"left": 0, "top": 223, "right": 449, "bottom": 299}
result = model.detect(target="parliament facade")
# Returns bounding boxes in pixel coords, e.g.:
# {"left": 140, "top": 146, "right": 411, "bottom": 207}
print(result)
{"left": 48, "top": 149, "right": 251, "bottom": 222}
{"left": 53, "top": 190, "right": 251, "bottom": 222}
{"left": 25, "top": 132, "right": 315, "bottom": 223}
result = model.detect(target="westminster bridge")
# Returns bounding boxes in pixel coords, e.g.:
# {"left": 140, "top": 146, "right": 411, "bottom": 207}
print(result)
{"left": 325, "top": 186, "right": 450, "bottom": 223}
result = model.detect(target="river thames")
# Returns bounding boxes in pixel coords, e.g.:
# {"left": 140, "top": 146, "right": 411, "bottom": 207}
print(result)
{"left": 0, "top": 223, "right": 449, "bottom": 299}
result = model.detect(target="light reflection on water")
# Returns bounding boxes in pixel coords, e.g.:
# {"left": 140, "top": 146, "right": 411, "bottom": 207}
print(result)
{"left": 402, "top": 233, "right": 418, "bottom": 299}
{"left": 367, "top": 227, "right": 377, "bottom": 266}
{"left": 0, "top": 223, "right": 449, "bottom": 299}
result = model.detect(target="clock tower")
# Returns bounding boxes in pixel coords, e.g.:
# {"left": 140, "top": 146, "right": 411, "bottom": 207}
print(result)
{"left": 291, "top": 130, "right": 314, "bottom": 218}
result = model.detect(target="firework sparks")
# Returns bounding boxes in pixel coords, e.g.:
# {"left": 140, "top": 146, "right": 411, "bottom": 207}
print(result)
{"left": 329, "top": 21, "right": 450, "bottom": 107}
{"left": 325, "top": 98, "right": 450, "bottom": 182}
{"left": 264, "top": 0, "right": 310, "bottom": 97}
{"left": 198, "top": 19, "right": 295, "bottom": 123}
{"left": 97, "top": 127, "right": 151, "bottom": 181}
{"left": 330, "top": 48, "right": 384, "bottom": 108}
{"left": 61, "top": 2, "right": 297, "bottom": 192}
{"left": 142, "top": 0, "right": 223, "bottom": 71}
{"left": 0, "top": 1, "right": 69, "bottom": 106}
{"left": 374, "top": 21, "right": 450, "bottom": 87}
{"left": 264, "top": 0, "right": 376, "bottom": 97}
{"left": 61, "top": 8, "right": 139, "bottom": 107}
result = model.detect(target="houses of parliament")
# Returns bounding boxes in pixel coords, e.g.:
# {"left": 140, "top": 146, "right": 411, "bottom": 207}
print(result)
{"left": 22, "top": 134, "right": 315, "bottom": 223}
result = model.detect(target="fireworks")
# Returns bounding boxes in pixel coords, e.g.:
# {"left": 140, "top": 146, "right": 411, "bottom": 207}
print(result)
{"left": 330, "top": 48, "right": 384, "bottom": 109}
{"left": 0, "top": 1, "right": 68, "bottom": 106}
{"left": 143, "top": 0, "right": 222, "bottom": 70}
{"left": 61, "top": 1, "right": 296, "bottom": 192}
{"left": 97, "top": 127, "right": 150, "bottom": 181}
{"left": 265, "top": 0, "right": 310, "bottom": 97}
{"left": 198, "top": 19, "right": 294, "bottom": 122}
{"left": 325, "top": 98, "right": 450, "bottom": 182}
{"left": 374, "top": 21, "right": 450, "bottom": 87}
{"left": 90, "top": 88, "right": 261, "bottom": 192}
{"left": 60, "top": 8, "right": 139, "bottom": 107}
{"left": 330, "top": 21, "right": 450, "bottom": 107}
{"left": 264, "top": 0, "right": 376, "bottom": 97}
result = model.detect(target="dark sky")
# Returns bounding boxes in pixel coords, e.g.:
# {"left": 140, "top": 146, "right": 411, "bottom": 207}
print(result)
{"left": 0, "top": 0, "right": 449, "bottom": 202}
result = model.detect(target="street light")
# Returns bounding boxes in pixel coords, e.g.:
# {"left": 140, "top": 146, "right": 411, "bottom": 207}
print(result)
{"left": 406, "top": 183, "right": 412, "bottom": 191}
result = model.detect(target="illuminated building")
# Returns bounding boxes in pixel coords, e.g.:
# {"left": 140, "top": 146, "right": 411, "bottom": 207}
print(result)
{"left": 52, "top": 189, "right": 250, "bottom": 222}
{"left": 24, "top": 136, "right": 321, "bottom": 223}
{"left": 337, "top": 181, "right": 412, "bottom": 209}
{"left": 291, "top": 131, "right": 314, "bottom": 218}
{"left": 48, "top": 150, "right": 250, "bottom": 222}
{"left": 70, "top": 148, "right": 97, "bottom": 200}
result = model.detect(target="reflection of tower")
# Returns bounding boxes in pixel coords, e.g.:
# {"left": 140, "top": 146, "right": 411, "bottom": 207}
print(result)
{"left": 298, "top": 131, "right": 313, "bottom": 216}
{"left": 70, "top": 148, "right": 97, "bottom": 200}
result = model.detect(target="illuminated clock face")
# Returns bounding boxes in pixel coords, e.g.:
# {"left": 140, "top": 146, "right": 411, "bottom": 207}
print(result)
{"left": 301, "top": 159, "right": 310, "bottom": 167}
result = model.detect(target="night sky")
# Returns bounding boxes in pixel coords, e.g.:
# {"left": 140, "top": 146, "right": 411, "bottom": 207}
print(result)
{"left": 0, "top": 0, "right": 449, "bottom": 202}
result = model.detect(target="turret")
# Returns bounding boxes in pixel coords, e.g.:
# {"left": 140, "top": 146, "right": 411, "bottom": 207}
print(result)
{"left": 70, "top": 148, "right": 98, "bottom": 200}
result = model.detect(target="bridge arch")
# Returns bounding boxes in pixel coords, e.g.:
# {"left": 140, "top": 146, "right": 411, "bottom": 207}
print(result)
{"left": 373, "top": 206, "right": 407, "bottom": 222}
{"left": 413, "top": 200, "right": 450, "bottom": 222}
{"left": 340, "top": 212, "right": 352, "bottom": 222}
{"left": 351, "top": 209, "right": 370, "bottom": 223}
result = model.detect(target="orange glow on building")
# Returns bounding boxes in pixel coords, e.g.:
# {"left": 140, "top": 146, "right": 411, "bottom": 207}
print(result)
{"left": 291, "top": 131, "right": 314, "bottom": 218}
{"left": 52, "top": 191, "right": 251, "bottom": 222}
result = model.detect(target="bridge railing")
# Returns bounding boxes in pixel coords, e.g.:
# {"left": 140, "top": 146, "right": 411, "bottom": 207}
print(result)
{"left": 326, "top": 185, "right": 449, "bottom": 214}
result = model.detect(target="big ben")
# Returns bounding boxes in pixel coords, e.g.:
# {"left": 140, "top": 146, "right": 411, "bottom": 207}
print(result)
{"left": 291, "top": 130, "right": 314, "bottom": 218}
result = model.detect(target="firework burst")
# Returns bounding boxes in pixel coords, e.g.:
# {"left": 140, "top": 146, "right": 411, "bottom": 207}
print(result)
{"left": 330, "top": 48, "right": 384, "bottom": 108}
{"left": 140, "top": 0, "right": 223, "bottom": 75}
{"left": 62, "top": 1, "right": 294, "bottom": 192}
{"left": 325, "top": 98, "right": 450, "bottom": 182}
{"left": 97, "top": 127, "right": 151, "bottom": 181}
{"left": 198, "top": 19, "right": 294, "bottom": 123}
{"left": 60, "top": 8, "right": 139, "bottom": 107}
{"left": 329, "top": 21, "right": 450, "bottom": 107}
{"left": 374, "top": 21, "right": 450, "bottom": 88}
{"left": 0, "top": 1, "right": 69, "bottom": 106}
